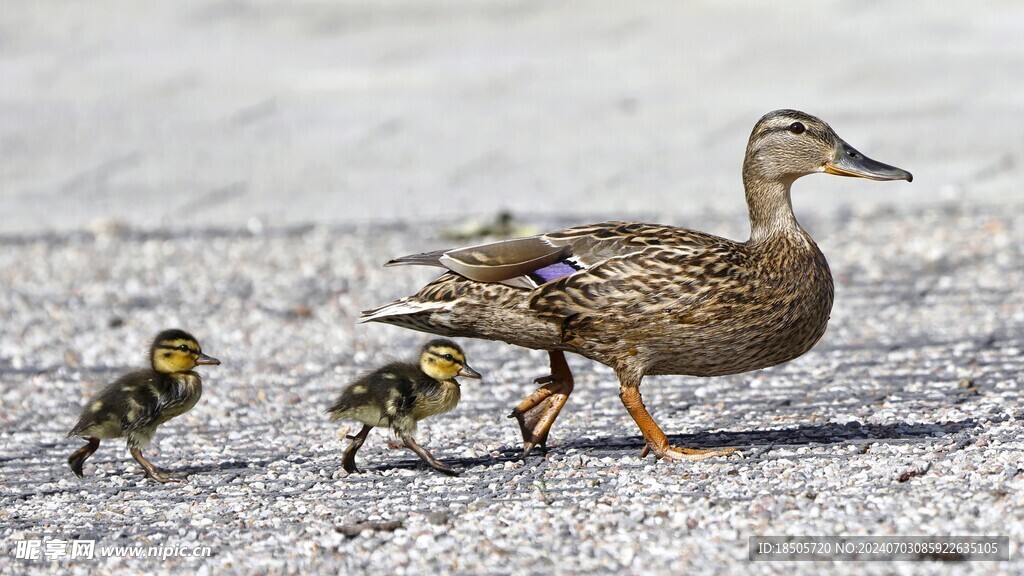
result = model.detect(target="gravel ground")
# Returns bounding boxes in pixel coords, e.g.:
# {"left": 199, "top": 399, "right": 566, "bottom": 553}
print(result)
{"left": 1, "top": 203, "right": 1022, "bottom": 575}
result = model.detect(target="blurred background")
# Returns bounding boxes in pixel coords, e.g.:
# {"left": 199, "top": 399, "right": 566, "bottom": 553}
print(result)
{"left": 2, "top": 0, "right": 1021, "bottom": 235}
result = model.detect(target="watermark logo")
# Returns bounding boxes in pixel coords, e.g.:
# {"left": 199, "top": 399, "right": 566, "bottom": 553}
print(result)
{"left": 749, "top": 535, "right": 1009, "bottom": 561}
{"left": 13, "top": 538, "right": 209, "bottom": 561}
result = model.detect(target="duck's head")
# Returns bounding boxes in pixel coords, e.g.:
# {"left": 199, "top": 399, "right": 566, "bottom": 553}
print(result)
{"left": 418, "top": 339, "right": 481, "bottom": 381}
{"left": 149, "top": 329, "right": 221, "bottom": 374}
{"left": 744, "top": 110, "right": 912, "bottom": 185}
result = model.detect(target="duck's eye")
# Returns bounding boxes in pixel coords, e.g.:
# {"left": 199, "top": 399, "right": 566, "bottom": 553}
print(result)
{"left": 178, "top": 345, "right": 192, "bottom": 352}
{"left": 788, "top": 122, "right": 806, "bottom": 135}
{"left": 443, "top": 354, "right": 455, "bottom": 362}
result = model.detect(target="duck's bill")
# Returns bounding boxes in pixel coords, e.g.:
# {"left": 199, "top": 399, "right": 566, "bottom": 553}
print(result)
{"left": 825, "top": 142, "right": 913, "bottom": 182}
{"left": 195, "top": 353, "right": 221, "bottom": 366}
{"left": 458, "top": 364, "right": 482, "bottom": 379}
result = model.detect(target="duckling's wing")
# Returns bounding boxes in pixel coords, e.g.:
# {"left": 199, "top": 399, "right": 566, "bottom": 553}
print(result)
{"left": 116, "top": 374, "right": 198, "bottom": 433}
{"left": 67, "top": 370, "right": 162, "bottom": 437}
{"left": 328, "top": 363, "right": 420, "bottom": 424}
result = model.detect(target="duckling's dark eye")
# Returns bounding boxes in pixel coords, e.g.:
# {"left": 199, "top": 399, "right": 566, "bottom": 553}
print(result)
{"left": 178, "top": 345, "right": 192, "bottom": 352}
{"left": 788, "top": 122, "right": 806, "bottom": 135}
{"left": 443, "top": 354, "right": 455, "bottom": 362}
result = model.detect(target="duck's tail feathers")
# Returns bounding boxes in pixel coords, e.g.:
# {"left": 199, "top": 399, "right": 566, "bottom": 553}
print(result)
{"left": 359, "top": 298, "right": 450, "bottom": 324}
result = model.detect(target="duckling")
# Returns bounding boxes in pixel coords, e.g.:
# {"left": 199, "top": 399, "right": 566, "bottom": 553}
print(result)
{"left": 327, "top": 339, "right": 481, "bottom": 476}
{"left": 66, "top": 329, "right": 220, "bottom": 483}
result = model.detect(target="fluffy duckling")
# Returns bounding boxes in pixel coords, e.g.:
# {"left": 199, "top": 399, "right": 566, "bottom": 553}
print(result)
{"left": 66, "top": 329, "right": 220, "bottom": 483}
{"left": 328, "top": 339, "right": 481, "bottom": 476}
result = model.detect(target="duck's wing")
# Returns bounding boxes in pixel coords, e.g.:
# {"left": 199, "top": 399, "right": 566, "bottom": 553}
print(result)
{"left": 528, "top": 244, "right": 735, "bottom": 321}
{"left": 386, "top": 236, "right": 569, "bottom": 288}
{"left": 385, "top": 221, "right": 720, "bottom": 290}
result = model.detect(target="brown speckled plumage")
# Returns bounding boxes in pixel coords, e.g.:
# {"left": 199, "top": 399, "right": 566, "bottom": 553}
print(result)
{"left": 362, "top": 110, "right": 911, "bottom": 460}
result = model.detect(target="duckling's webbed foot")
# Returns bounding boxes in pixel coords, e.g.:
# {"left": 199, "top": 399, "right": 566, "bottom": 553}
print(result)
{"left": 129, "top": 446, "right": 182, "bottom": 484}
{"left": 342, "top": 425, "right": 372, "bottom": 474}
{"left": 68, "top": 437, "right": 100, "bottom": 478}
{"left": 402, "top": 436, "right": 459, "bottom": 476}
{"left": 508, "top": 351, "right": 575, "bottom": 457}
{"left": 619, "top": 377, "right": 737, "bottom": 462}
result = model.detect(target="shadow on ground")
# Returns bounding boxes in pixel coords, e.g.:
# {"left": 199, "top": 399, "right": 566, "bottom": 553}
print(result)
{"left": 369, "top": 419, "right": 980, "bottom": 473}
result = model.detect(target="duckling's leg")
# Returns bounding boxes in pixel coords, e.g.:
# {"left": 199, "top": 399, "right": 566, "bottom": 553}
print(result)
{"left": 343, "top": 425, "right": 372, "bottom": 473}
{"left": 402, "top": 435, "right": 459, "bottom": 476}
{"left": 129, "top": 447, "right": 178, "bottom": 483}
{"left": 618, "top": 370, "right": 736, "bottom": 461}
{"left": 508, "top": 351, "right": 575, "bottom": 457}
{"left": 67, "top": 437, "right": 100, "bottom": 477}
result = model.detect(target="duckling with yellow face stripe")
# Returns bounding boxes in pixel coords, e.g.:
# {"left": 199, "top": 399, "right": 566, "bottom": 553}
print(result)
{"left": 66, "top": 329, "right": 220, "bottom": 483}
{"left": 328, "top": 339, "right": 481, "bottom": 476}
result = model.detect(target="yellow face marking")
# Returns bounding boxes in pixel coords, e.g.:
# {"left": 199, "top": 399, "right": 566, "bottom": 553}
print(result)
{"left": 351, "top": 385, "right": 368, "bottom": 394}
{"left": 419, "top": 345, "right": 467, "bottom": 381}
{"left": 90, "top": 401, "right": 104, "bottom": 412}
{"left": 151, "top": 338, "right": 202, "bottom": 374}
{"left": 429, "top": 346, "right": 466, "bottom": 365}
{"left": 163, "top": 339, "right": 198, "bottom": 351}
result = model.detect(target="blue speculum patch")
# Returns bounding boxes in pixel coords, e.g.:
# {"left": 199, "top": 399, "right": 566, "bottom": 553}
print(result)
{"left": 529, "top": 261, "right": 581, "bottom": 284}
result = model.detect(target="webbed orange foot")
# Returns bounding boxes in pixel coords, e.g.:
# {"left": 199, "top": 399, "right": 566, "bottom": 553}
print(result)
{"left": 146, "top": 470, "right": 184, "bottom": 484}
{"left": 508, "top": 351, "right": 575, "bottom": 457}
{"left": 619, "top": 375, "right": 738, "bottom": 464}
{"left": 639, "top": 444, "right": 738, "bottom": 461}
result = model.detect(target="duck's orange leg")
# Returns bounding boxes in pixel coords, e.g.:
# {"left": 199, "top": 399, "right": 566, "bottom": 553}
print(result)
{"left": 618, "top": 371, "right": 736, "bottom": 461}
{"left": 508, "top": 351, "right": 575, "bottom": 457}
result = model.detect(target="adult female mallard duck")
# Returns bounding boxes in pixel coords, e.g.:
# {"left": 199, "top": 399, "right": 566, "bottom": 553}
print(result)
{"left": 361, "top": 110, "right": 911, "bottom": 461}
{"left": 67, "top": 329, "right": 220, "bottom": 482}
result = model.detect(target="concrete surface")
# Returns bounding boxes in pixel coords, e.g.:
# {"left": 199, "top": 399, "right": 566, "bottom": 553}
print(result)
{"left": 1, "top": 1, "right": 1023, "bottom": 575}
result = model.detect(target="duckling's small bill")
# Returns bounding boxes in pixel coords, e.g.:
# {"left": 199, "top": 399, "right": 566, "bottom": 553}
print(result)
{"left": 327, "top": 339, "right": 479, "bottom": 476}
{"left": 458, "top": 364, "right": 482, "bottom": 379}
{"left": 194, "top": 353, "right": 221, "bottom": 366}
{"left": 66, "top": 329, "right": 219, "bottom": 483}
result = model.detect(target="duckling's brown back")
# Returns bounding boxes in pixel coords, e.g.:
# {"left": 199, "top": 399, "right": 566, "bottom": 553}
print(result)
{"left": 68, "top": 369, "right": 199, "bottom": 444}
{"left": 327, "top": 362, "right": 424, "bottom": 425}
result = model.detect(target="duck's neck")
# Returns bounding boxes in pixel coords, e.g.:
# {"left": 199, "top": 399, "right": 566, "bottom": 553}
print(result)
{"left": 743, "top": 173, "right": 803, "bottom": 245}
